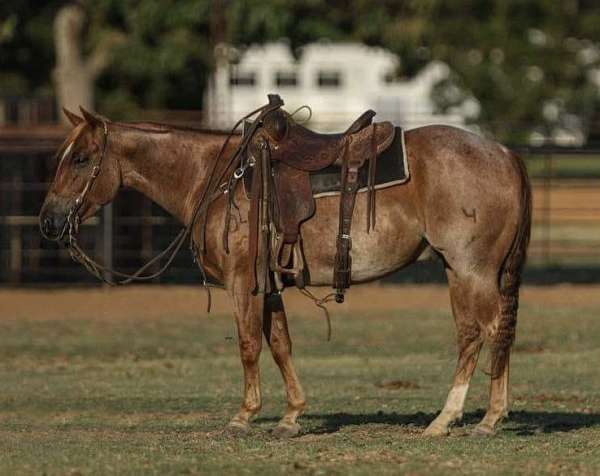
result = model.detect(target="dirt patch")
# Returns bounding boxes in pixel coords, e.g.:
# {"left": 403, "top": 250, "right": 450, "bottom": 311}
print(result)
{"left": 514, "top": 342, "right": 547, "bottom": 354}
{"left": 1, "top": 284, "right": 600, "bottom": 321}
{"left": 529, "top": 394, "right": 587, "bottom": 404}
{"left": 375, "top": 380, "right": 421, "bottom": 390}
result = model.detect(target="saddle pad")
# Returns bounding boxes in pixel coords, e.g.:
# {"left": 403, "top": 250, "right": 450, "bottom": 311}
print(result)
{"left": 241, "top": 125, "right": 408, "bottom": 198}
{"left": 310, "top": 126, "right": 409, "bottom": 198}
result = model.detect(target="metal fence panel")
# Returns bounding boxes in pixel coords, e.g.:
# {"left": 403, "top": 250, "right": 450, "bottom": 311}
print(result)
{"left": 1, "top": 129, "right": 600, "bottom": 285}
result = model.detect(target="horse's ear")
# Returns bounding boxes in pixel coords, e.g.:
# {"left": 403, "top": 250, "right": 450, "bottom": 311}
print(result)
{"left": 79, "top": 106, "right": 103, "bottom": 128}
{"left": 63, "top": 108, "right": 84, "bottom": 126}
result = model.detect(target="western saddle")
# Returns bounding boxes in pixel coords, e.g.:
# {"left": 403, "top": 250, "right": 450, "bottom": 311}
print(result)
{"left": 242, "top": 95, "right": 395, "bottom": 302}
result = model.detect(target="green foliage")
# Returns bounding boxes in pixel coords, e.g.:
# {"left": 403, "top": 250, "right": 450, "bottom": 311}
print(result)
{"left": 0, "top": 0, "right": 64, "bottom": 95}
{"left": 222, "top": 0, "right": 600, "bottom": 142}
{"left": 93, "top": 0, "right": 213, "bottom": 115}
{"left": 419, "top": 1, "right": 600, "bottom": 141}
{"left": 2, "top": 0, "right": 600, "bottom": 141}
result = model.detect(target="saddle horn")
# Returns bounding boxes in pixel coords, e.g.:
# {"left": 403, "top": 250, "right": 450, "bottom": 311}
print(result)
{"left": 267, "top": 94, "right": 284, "bottom": 107}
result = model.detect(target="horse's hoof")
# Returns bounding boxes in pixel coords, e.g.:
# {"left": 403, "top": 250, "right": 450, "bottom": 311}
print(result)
{"left": 423, "top": 423, "right": 450, "bottom": 437}
{"left": 225, "top": 419, "right": 250, "bottom": 436}
{"left": 471, "top": 424, "right": 495, "bottom": 437}
{"left": 272, "top": 422, "right": 301, "bottom": 439}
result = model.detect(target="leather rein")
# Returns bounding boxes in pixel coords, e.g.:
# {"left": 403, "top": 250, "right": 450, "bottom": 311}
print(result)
{"left": 62, "top": 102, "right": 282, "bottom": 308}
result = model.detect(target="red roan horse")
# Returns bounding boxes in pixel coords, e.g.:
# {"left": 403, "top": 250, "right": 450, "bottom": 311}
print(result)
{"left": 40, "top": 107, "right": 531, "bottom": 438}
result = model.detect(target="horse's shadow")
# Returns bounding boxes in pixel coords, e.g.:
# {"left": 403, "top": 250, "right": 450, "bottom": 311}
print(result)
{"left": 258, "top": 410, "right": 600, "bottom": 435}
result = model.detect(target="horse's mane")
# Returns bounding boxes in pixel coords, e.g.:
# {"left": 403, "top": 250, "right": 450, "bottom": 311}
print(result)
{"left": 113, "top": 121, "right": 241, "bottom": 136}
{"left": 54, "top": 120, "right": 240, "bottom": 165}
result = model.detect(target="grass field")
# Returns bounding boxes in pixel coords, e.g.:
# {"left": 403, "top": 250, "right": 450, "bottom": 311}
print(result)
{"left": 1, "top": 285, "right": 600, "bottom": 475}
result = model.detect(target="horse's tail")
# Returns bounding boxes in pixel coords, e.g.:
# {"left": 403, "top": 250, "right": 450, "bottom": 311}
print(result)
{"left": 490, "top": 150, "right": 532, "bottom": 377}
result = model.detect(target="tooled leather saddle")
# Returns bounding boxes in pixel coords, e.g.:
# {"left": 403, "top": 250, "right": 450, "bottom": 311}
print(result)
{"left": 244, "top": 95, "right": 395, "bottom": 302}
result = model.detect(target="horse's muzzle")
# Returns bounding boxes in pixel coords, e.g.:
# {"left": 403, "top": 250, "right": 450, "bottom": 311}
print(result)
{"left": 39, "top": 205, "right": 68, "bottom": 242}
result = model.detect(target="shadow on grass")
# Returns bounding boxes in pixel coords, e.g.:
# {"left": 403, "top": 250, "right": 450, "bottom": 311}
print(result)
{"left": 259, "top": 410, "right": 600, "bottom": 435}
{"left": 505, "top": 410, "right": 600, "bottom": 435}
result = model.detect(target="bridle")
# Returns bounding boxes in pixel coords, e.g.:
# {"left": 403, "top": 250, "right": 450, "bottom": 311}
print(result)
{"left": 61, "top": 121, "right": 109, "bottom": 242}
{"left": 60, "top": 101, "right": 283, "bottom": 310}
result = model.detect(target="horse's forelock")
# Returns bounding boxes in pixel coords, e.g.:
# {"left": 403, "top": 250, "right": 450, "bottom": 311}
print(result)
{"left": 55, "top": 123, "right": 89, "bottom": 167}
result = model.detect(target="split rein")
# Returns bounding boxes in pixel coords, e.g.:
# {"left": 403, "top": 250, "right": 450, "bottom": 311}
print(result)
{"left": 61, "top": 103, "right": 281, "bottom": 310}
{"left": 61, "top": 102, "right": 334, "bottom": 337}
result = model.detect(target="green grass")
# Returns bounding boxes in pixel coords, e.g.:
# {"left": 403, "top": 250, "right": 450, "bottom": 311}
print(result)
{"left": 1, "top": 296, "right": 600, "bottom": 475}
{"left": 524, "top": 155, "right": 600, "bottom": 178}
{"left": 529, "top": 223, "right": 600, "bottom": 266}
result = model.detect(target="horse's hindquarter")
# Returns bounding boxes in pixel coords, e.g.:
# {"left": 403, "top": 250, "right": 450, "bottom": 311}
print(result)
{"left": 406, "top": 125, "right": 524, "bottom": 275}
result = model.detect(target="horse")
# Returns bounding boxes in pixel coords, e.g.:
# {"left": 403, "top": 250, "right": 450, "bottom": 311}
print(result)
{"left": 40, "top": 107, "right": 531, "bottom": 438}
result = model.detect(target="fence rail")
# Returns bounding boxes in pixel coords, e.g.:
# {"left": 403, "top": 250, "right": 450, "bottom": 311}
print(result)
{"left": 1, "top": 127, "right": 599, "bottom": 285}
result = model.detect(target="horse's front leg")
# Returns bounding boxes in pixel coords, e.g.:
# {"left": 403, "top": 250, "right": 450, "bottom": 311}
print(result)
{"left": 226, "top": 275, "right": 264, "bottom": 433}
{"left": 263, "top": 293, "right": 306, "bottom": 438}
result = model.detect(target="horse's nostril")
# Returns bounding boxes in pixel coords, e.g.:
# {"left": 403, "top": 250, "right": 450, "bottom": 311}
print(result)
{"left": 41, "top": 215, "right": 58, "bottom": 239}
{"left": 43, "top": 217, "right": 52, "bottom": 234}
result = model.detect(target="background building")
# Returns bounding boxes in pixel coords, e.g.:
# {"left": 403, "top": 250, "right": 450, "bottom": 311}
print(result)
{"left": 205, "top": 42, "right": 477, "bottom": 131}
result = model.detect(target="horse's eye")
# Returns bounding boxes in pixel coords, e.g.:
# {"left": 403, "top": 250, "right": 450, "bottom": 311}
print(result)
{"left": 73, "top": 154, "right": 89, "bottom": 166}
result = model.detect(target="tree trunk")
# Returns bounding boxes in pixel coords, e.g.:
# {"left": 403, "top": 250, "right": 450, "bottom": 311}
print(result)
{"left": 53, "top": 3, "right": 117, "bottom": 123}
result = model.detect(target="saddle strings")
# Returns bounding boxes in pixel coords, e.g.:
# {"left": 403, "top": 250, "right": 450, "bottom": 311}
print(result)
{"left": 299, "top": 288, "right": 336, "bottom": 341}
{"left": 288, "top": 105, "right": 312, "bottom": 124}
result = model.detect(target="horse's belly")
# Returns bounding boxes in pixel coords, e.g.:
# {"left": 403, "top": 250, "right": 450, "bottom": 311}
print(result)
{"left": 300, "top": 186, "right": 423, "bottom": 286}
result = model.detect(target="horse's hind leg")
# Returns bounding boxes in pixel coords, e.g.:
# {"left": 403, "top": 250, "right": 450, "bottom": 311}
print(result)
{"left": 473, "top": 352, "right": 510, "bottom": 435}
{"left": 424, "top": 271, "right": 496, "bottom": 436}
{"left": 473, "top": 287, "right": 518, "bottom": 435}
{"left": 262, "top": 293, "right": 306, "bottom": 438}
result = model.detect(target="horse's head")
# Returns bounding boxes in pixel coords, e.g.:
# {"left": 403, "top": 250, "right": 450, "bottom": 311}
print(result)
{"left": 39, "top": 108, "right": 121, "bottom": 242}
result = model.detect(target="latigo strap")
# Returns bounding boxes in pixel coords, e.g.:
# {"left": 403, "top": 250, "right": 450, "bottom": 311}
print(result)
{"left": 333, "top": 127, "right": 379, "bottom": 302}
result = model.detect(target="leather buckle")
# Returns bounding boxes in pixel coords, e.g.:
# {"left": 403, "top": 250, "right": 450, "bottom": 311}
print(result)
{"left": 91, "top": 165, "right": 101, "bottom": 178}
